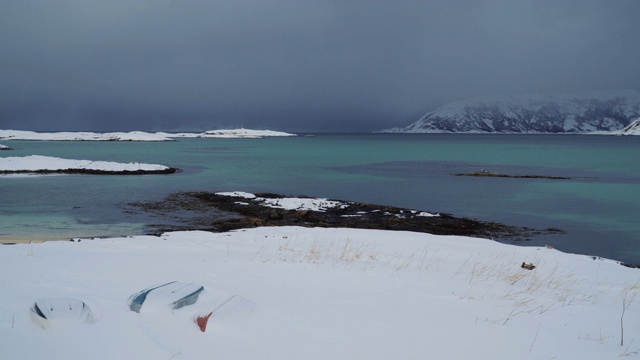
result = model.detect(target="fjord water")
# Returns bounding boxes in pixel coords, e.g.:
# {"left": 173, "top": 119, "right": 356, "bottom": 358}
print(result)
{"left": 1, "top": 134, "right": 639, "bottom": 263}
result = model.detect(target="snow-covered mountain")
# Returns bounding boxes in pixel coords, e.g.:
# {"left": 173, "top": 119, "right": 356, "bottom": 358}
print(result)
{"left": 618, "top": 117, "right": 640, "bottom": 135}
{"left": 382, "top": 90, "right": 640, "bottom": 134}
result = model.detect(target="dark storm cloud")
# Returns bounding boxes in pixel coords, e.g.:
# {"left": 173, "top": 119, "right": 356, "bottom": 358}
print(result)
{"left": 1, "top": 0, "right": 639, "bottom": 132}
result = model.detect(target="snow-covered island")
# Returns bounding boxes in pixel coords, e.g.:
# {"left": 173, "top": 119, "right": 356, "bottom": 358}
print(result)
{"left": 1, "top": 226, "right": 638, "bottom": 359}
{"left": 0, "top": 130, "right": 176, "bottom": 141}
{"left": 0, "top": 144, "right": 11, "bottom": 150}
{"left": 159, "top": 129, "right": 297, "bottom": 139}
{"left": 0, "top": 129, "right": 296, "bottom": 141}
{"left": 0, "top": 155, "right": 176, "bottom": 175}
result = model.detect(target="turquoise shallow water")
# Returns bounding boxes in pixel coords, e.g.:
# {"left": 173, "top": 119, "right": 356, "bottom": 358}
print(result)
{"left": 1, "top": 134, "right": 639, "bottom": 263}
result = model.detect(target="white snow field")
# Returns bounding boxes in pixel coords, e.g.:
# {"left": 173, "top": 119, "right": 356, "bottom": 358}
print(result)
{"left": 1, "top": 226, "right": 638, "bottom": 359}
{"left": 0, "top": 129, "right": 296, "bottom": 141}
{"left": 0, "top": 155, "right": 171, "bottom": 173}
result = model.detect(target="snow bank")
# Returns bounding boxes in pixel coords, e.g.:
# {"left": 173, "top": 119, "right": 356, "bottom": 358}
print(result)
{"left": 1, "top": 227, "right": 638, "bottom": 359}
{"left": 0, "top": 155, "right": 172, "bottom": 174}
{"left": 0, "top": 129, "right": 296, "bottom": 141}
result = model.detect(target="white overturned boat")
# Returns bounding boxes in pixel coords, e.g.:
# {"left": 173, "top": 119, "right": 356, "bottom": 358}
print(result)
{"left": 30, "top": 297, "right": 95, "bottom": 330}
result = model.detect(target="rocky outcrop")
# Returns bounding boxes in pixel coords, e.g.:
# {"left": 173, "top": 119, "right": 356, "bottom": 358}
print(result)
{"left": 455, "top": 171, "right": 570, "bottom": 180}
{"left": 128, "top": 192, "right": 564, "bottom": 242}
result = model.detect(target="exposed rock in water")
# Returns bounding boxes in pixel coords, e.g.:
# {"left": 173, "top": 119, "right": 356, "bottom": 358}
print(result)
{"left": 455, "top": 171, "right": 571, "bottom": 180}
{"left": 127, "top": 192, "right": 565, "bottom": 242}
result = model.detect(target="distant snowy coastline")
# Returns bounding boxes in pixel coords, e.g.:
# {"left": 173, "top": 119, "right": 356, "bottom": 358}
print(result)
{"left": 0, "top": 155, "right": 175, "bottom": 175}
{"left": 0, "top": 129, "right": 296, "bottom": 142}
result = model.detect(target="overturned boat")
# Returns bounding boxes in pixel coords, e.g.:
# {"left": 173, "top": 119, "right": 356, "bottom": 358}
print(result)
{"left": 128, "top": 281, "right": 204, "bottom": 313}
{"left": 30, "top": 297, "right": 95, "bottom": 330}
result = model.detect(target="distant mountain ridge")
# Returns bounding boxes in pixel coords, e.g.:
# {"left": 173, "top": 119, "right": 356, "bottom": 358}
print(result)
{"left": 382, "top": 90, "right": 640, "bottom": 134}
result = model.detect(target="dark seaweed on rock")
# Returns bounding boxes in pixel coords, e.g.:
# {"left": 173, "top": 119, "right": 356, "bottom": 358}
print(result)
{"left": 128, "top": 191, "right": 564, "bottom": 242}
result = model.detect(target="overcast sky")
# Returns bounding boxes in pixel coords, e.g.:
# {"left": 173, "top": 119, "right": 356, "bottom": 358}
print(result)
{"left": 1, "top": 0, "right": 639, "bottom": 132}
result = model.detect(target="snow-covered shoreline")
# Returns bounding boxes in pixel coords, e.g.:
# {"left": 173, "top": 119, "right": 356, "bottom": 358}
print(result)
{"left": 1, "top": 226, "right": 638, "bottom": 359}
{"left": 0, "top": 155, "right": 175, "bottom": 175}
{"left": 0, "top": 129, "right": 296, "bottom": 141}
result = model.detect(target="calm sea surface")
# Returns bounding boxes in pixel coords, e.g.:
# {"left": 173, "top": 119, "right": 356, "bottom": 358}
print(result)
{"left": 1, "top": 134, "right": 639, "bottom": 263}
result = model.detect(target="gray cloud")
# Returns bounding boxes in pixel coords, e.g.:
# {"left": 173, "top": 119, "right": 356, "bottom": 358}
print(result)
{"left": 1, "top": 0, "right": 639, "bottom": 132}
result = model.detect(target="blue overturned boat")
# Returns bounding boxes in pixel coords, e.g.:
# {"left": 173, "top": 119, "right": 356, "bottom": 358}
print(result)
{"left": 128, "top": 281, "right": 204, "bottom": 313}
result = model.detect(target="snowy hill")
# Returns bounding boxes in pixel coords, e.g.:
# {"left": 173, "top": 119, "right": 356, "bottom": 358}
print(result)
{"left": 382, "top": 90, "right": 640, "bottom": 134}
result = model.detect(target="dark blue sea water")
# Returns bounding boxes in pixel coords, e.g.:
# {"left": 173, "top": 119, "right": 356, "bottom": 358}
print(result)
{"left": 1, "top": 134, "right": 639, "bottom": 263}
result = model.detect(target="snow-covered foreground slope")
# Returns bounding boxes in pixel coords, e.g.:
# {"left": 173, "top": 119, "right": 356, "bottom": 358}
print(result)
{"left": 1, "top": 227, "right": 638, "bottom": 359}
{"left": 0, "top": 129, "right": 296, "bottom": 141}
{"left": 382, "top": 90, "right": 640, "bottom": 134}
{"left": 0, "top": 155, "right": 173, "bottom": 174}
